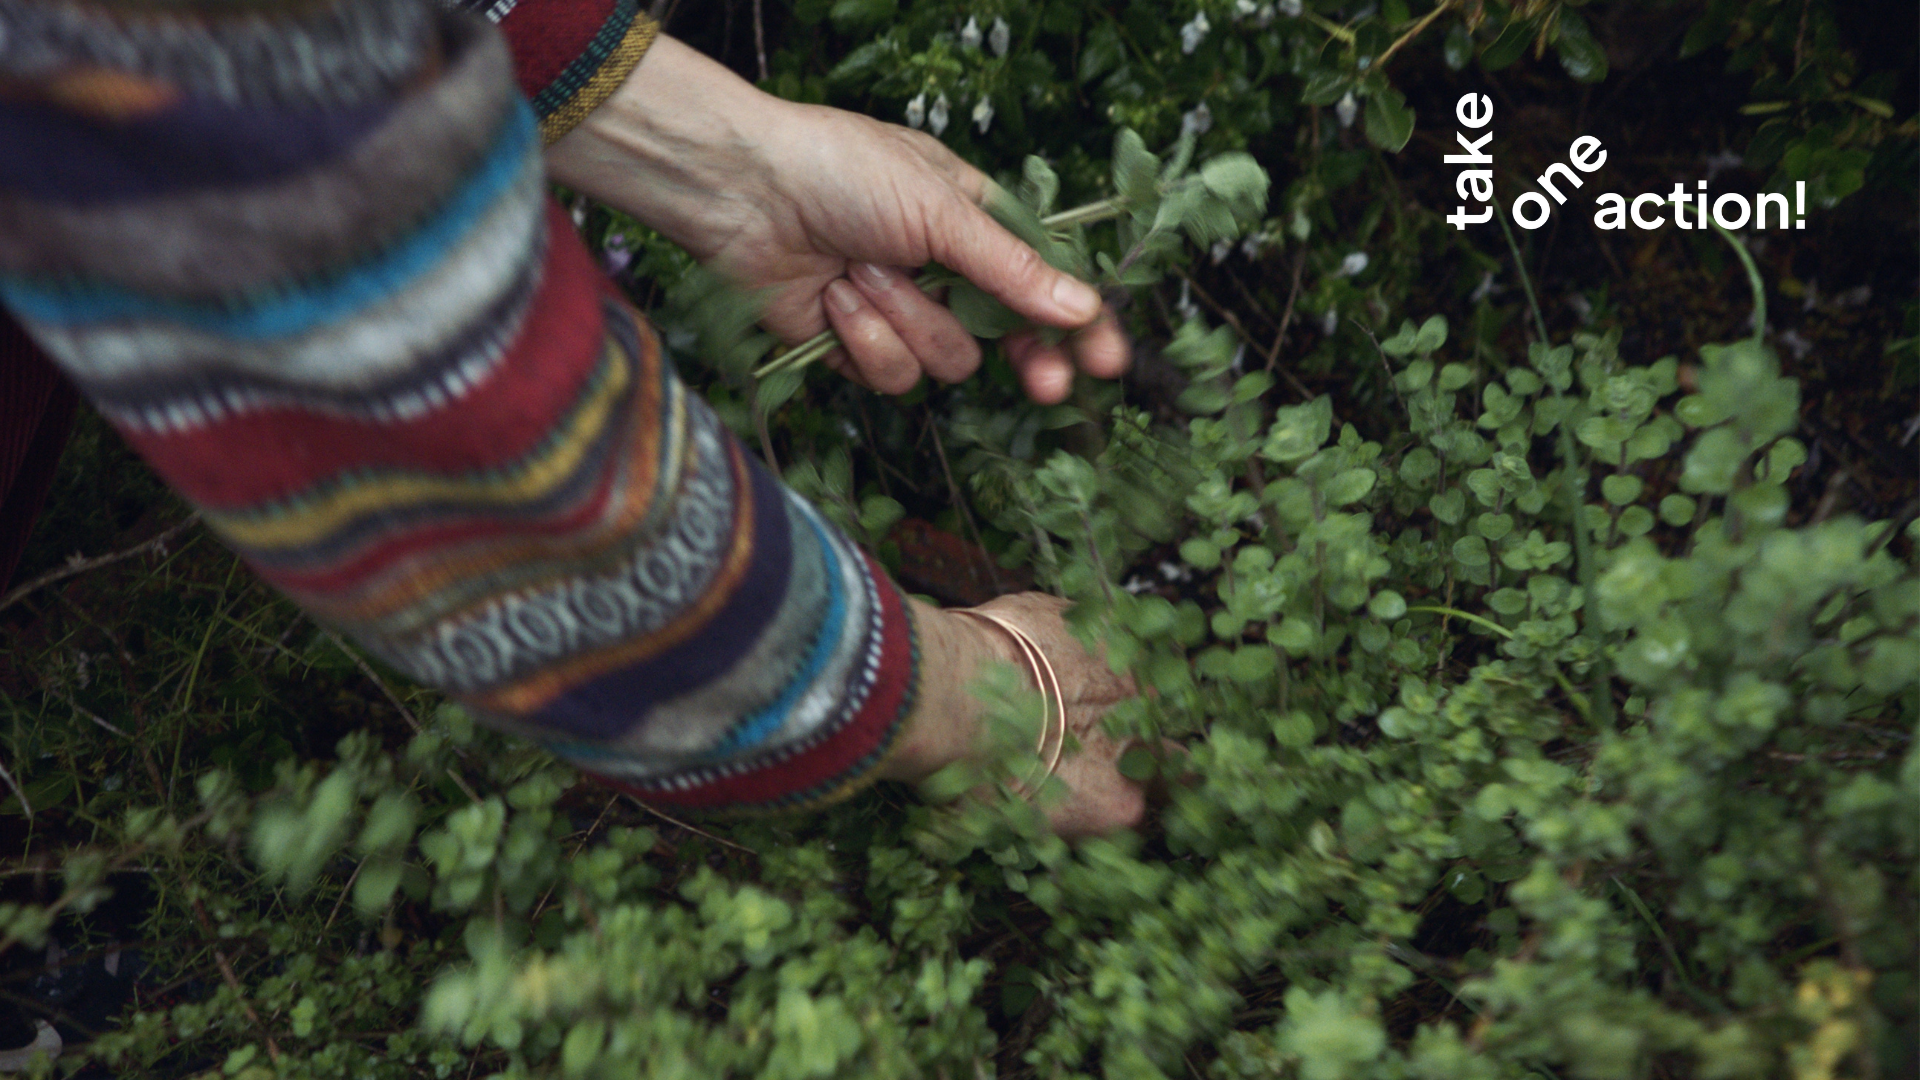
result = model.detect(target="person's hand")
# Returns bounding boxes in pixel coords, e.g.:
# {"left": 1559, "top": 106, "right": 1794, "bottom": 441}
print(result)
{"left": 877, "top": 593, "right": 1155, "bottom": 839}
{"left": 689, "top": 106, "right": 1131, "bottom": 404}
{"left": 544, "top": 36, "right": 1128, "bottom": 404}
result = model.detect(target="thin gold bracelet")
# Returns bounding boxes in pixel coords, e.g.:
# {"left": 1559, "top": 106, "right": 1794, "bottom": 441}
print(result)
{"left": 952, "top": 607, "right": 1068, "bottom": 793}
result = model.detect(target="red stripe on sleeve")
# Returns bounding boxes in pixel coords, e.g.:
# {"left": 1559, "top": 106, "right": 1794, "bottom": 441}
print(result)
{"left": 495, "top": 0, "right": 622, "bottom": 103}
{"left": 122, "top": 202, "right": 606, "bottom": 510}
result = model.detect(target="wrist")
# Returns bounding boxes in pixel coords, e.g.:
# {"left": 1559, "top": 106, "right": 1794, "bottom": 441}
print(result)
{"left": 874, "top": 598, "right": 1017, "bottom": 783}
{"left": 543, "top": 35, "right": 794, "bottom": 258}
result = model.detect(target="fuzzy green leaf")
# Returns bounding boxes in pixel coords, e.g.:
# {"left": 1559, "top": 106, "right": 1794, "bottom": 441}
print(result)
{"left": 1364, "top": 88, "right": 1415, "bottom": 153}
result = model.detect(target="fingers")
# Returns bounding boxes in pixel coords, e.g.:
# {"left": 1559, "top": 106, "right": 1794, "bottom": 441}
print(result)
{"left": 932, "top": 196, "right": 1106, "bottom": 330}
{"left": 825, "top": 270, "right": 1126, "bottom": 404}
{"left": 821, "top": 264, "right": 985, "bottom": 395}
{"left": 848, "top": 263, "right": 981, "bottom": 384}
{"left": 822, "top": 279, "right": 921, "bottom": 395}
{"left": 1004, "top": 330, "right": 1075, "bottom": 404}
{"left": 1069, "top": 307, "right": 1129, "bottom": 381}
{"left": 1004, "top": 307, "right": 1129, "bottom": 404}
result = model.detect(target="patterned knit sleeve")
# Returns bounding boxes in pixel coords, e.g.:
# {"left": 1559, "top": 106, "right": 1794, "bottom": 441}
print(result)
{"left": 445, "top": 0, "right": 660, "bottom": 145}
{"left": 0, "top": 0, "right": 918, "bottom": 813}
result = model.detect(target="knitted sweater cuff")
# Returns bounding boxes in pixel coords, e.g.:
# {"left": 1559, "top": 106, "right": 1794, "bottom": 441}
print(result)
{"left": 488, "top": 0, "right": 661, "bottom": 145}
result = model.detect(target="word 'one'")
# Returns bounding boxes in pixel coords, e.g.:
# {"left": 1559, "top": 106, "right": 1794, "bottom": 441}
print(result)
{"left": 1445, "top": 92, "right": 1606, "bottom": 230}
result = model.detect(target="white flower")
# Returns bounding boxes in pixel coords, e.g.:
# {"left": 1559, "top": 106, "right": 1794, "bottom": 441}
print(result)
{"left": 989, "top": 16, "right": 1010, "bottom": 56}
{"left": 1234, "top": 0, "right": 1258, "bottom": 18}
{"left": 960, "top": 15, "right": 982, "bottom": 49}
{"left": 1337, "top": 251, "right": 1369, "bottom": 277}
{"left": 1470, "top": 269, "right": 1498, "bottom": 302}
{"left": 602, "top": 234, "right": 632, "bottom": 275}
{"left": 1176, "top": 279, "right": 1199, "bottom": 322}
{"left": 1180, "top": 12, "right": 1210, "bottom": 54}
{"left": 972, "top": 95, "right": 994, "bottom": 133}
{"left": 904, "top": 91, "right": 926, "bottom": 129}
{"left": 1241, "top": 232, "right": 1267, "bottom": 260}
{"left": 1211, "top": 239, "right": 1233, "bottom": 264}
{"left": 1255, "top": 3, "right": 1277, "bottom": 26}
{"left": 1335, "top": 90, "right": 1358, "bottom": 128}
{"left": 929, "top": 93, "right": 950, "bottom": 136}
{"left": 1278, "top": 0, "right": 1302, "bottom": 16}
{"left": 1320, "top": 307, "right": 1339, "bottom": 336}
{"left": 1181, "top": 101, "right": 1213, "bottom": 138}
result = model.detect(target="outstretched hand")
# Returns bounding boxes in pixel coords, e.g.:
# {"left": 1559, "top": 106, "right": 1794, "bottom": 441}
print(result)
{"left": 545, "top": 35, "right": 1128, "bottom": 403}
{"left": 879, "top": 593, "right": 1158, "bottom": 839}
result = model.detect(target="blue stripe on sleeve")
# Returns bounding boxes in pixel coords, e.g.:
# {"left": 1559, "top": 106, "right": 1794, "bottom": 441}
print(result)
{"left": 0, "top": 104, "right": 536, "bottom": 339}
{"left": 706, "top": 501, "right": 852, "bottom": 758}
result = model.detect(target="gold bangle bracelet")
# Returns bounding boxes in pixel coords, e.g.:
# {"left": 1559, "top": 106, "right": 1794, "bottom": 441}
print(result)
{"left": 952, "top": 607, "right": 1068, "bottom": 792}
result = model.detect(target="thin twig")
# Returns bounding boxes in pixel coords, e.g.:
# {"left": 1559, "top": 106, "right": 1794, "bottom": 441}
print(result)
{"left": 1263, "top": 252, "right": 1309, "bottom": 394}
{"left": 320, "top": 628, "right": 482, "bottom": 804}
{"left": 1177, "top": 268, "right": 1311, "bottom": 400}
{"left": 752, "top": 0, "right": 769, "bottom": 83}
{"left": 624, "top": 795, "right": 757, "bottom": 856}
{"left": 1224, "top": 267, "right": 1280, "bottom": 333}
{"left": 1353, "top": 317, "right": 1412, "bottom": 422}
{"left": 0, "top": 514, "right": 200, "bottom": 613}
{"left": 191, "top": 897, "right": 281, "bottom": 1068}
{"left": 530, "top": 794, "right": 622, "bottom": 923}
{"left": 0, "top": 757, "right": 28, "bottom": 819}
{"left": 41, "top": 686, "right": 130, "bottom": 739}
{"left": 319, "top": 630, "right": 419, "bottom": 735}
{"left": 1374, "top": 0, "right": 1455, "bottom": 72}
{"left": 853, "top": 394, "right": 893, "bottom": 500}
{"left": 928, "top": 409, "right": 1004, "bottom": 597}
{"left": 755, "top": 405, "right": 782, "bottom": 475}
{"left": 323, "top": 858, "right": 364, "bottom": 935}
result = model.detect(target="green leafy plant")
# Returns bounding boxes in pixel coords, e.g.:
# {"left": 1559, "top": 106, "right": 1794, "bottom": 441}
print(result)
{"left": 1, "top": 3, "right": 1912, "bottom": 1078}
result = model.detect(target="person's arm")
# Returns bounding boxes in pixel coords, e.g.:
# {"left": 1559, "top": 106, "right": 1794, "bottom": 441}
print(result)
{"left": 451, "top": 0, "right": 1126, "bottom": 399}
{"left": 0, "top": 0, "right": 1144, "bottom": 832}
{"left": 542, "top": 33, "right": 1130, "bottom": 404}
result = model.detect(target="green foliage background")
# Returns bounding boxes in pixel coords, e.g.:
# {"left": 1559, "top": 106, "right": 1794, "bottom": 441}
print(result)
{"left": 0, "top": 2, "right": 1913, "bottom": 1078}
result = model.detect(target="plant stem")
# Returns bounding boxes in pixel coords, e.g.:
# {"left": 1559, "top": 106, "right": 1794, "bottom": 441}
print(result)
{"left": 1679, "top": 201, "right": 1768, "bottom": 338}
{"left": 1039, "top": 197, "right": 1128, "bottom": 230}
{"left": 1495, "top": 200, "right": 1616, "bottom": 730}
{"left": 1496, "top": 202, "right": 1549, "bottom": 344}
{"left": 1375, "top": 0, "right": 1455, "bottom": 71}
{"left": 1305, "top": 11, "right": 1356, "bottom": 43}
{"left": 1407, "top": 605, "right": 1515, "bottom": 639}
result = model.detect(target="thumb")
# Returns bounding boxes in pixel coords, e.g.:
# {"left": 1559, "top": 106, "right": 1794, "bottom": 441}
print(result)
{"left": 931, "top": 197, "right": 1104, "bottom": 330}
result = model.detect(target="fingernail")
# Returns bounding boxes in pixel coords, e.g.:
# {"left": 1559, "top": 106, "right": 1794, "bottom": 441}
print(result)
{"left": 1052, "top": 277, "right": 1100, "bottom": 322}
{"left": 827, "top": 279, "right": 862, "bottom": 315}
{"left": 853, "top": 262, "right": 894, "bottom": 289}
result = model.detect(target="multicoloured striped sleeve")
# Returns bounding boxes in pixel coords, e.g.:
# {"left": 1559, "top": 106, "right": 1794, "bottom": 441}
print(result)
{"left": 0, "top": 0, "right": 917, "bottom": 813}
